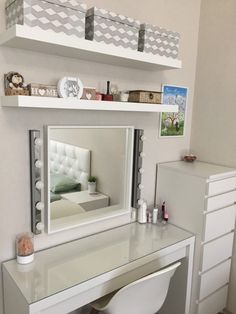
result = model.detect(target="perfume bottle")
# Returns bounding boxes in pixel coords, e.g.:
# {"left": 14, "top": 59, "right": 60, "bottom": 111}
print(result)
{"left": 102, "top": 81, "right": 113, "bottom": 101}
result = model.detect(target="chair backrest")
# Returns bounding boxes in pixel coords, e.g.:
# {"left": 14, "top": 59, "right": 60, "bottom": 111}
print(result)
{"left": 103, "top": 262, "right": 181, "bottom": 314}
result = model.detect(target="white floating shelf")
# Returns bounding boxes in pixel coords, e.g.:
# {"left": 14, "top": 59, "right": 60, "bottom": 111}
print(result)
{"left": 0, "top": 25, "right": 182, "bottom": 71}
{"left": 0, "top": 96, "right": 178, "bottom": 113}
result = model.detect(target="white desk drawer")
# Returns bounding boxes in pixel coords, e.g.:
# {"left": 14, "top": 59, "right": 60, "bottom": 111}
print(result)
{"left": 202, "top": 232, "right": 234, "bottom": 271}
{"left": 208, "top": 177, "right": 236, "bottom": 196}
{"left": 204, "top": 205, "right": 236, "bottom": 242}
{"left": 206, "top": 190, "right": 236, "bottom": 212}
{"left": 198, "top": 285, "right": 228, "bottom": 314}
{"left": 199, "top": 259, "right": 231, "bottom": 300}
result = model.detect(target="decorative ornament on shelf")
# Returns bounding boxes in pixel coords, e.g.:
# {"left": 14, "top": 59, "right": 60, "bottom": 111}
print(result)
{"left": 16, "top": 232, "right": 34, "bottom": 264}
{"left": 57, "top": 77, "right": 84, "bottom": 99}
{"left": 81, "top": 87, "right": 96, "bottom": 100}
{"left": 183, "top": 154, "right": 197, "bottom": 162}
{"left": 29, "top": 83, "right": 58, "bottom": 97}
{"left": 4, "top": 71, "right": 29, "bottom": 96}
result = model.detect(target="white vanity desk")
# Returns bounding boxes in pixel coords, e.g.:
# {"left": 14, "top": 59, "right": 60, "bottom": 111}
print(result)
{"left": 3, "top": 223, "right": 195, "bottom": 314}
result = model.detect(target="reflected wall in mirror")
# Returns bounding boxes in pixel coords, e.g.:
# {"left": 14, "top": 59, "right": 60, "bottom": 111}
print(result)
{"left": 47, "top": 126, "right": 134, "bottom": 234}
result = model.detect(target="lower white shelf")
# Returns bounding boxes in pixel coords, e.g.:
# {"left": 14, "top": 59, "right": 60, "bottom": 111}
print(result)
{"left": 0, "top": 96, "right": 178, "bottom": 113}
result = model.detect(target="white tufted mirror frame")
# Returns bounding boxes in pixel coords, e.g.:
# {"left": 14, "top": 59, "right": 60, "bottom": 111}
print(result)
{"left": 46, "top": 126, "right": 134, "bottom": 234}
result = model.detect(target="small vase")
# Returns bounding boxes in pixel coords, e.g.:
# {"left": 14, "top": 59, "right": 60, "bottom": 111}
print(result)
{"left": 88, "top": 182, "right": 96, "bottom": 194}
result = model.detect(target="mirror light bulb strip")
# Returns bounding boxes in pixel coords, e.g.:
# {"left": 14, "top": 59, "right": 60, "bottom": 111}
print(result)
{"left": 30, "top": 130, "right": 43, "bottom": 235}
{"left": 131, "top": 129, "right": 145, "bottom": 209}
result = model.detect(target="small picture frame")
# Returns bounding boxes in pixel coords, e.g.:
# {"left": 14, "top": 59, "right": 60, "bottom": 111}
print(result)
{"left": 159, "top": 85, "right": 188, "bottom": 138}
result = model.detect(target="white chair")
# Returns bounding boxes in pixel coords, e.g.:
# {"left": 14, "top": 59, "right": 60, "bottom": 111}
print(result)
{"left": 90, "top": 262, "right": 181, "bottom": 314}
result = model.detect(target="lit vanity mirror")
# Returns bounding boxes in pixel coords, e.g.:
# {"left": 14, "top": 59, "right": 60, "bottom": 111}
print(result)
{"left": 47, "top": 126, "right": 134, "bottom": 233}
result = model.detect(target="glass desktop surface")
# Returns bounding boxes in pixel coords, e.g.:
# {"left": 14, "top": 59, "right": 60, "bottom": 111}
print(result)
{"left": 3, "top": 223, "right": 193, "bottom": 304}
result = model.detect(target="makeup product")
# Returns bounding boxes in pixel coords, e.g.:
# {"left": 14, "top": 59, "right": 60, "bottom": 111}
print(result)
{"left": 95, "top": 92, "right": 102, "bottom": 101}
{"left": 138, "top": 200, "right": 147, "bottom": 224}
{"left": 152, "top": 208, "right": 158, "bottom": 224}
{"left": 102, "top": 81, "right": 113, "bottom": 101}
{"left": 164, "top": 211, "right": 169, "bottom": 223}
{"left": 161, "top": 201, "right": 166, "bottom": 220}
{"left": 147, "top": 211, "right": 152, "bottom": 223}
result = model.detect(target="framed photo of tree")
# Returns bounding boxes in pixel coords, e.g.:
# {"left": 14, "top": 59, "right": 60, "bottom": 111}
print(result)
{"left": 159, "top": 85, "right": 188, "bottom": 137}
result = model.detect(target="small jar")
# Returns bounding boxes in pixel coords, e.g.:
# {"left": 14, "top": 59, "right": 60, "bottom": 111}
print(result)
{"left": 16, "top": 232, "right": 34, "bottom": 264}
{"left": 119, "top": 91, "right": 129, "bottom": 102}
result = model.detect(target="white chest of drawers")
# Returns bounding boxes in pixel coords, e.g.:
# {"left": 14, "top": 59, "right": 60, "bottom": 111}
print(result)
{"left": 157, "top": 161, "right": 236, "bottom": 314}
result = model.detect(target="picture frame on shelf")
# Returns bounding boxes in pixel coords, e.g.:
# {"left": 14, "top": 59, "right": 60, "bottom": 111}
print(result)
{"left": 159, "top": 84, "right": 188, "bottom": 137}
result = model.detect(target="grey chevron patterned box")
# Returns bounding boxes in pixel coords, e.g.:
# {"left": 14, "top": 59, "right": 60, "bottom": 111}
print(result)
{"left": 138, "top": 24, "right": 180, "bottom": 59}
{"left": 5, "top": 0, "right": 87, "bottom": 38}
{"left": 85, "top": 7, "right": 140, "bottom": 51}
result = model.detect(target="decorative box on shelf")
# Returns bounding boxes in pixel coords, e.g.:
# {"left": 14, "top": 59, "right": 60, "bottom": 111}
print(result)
{"left": 129, "top": 90, "right": 162, "bottom": 104}
{"left": 85, "top": 7, "right": 140, "bottom": 51}
{"left": 138, "top": 24, "right": 180, "bottom": 59}
{"left": 5, "top": 0, "right": 87, "bottom": 38}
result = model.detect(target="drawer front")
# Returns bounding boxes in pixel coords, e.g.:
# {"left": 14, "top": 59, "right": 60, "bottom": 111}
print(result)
{"left": 199, "top": 259, "right": 231, "bottom": 300}
{"left": 204, "top": 205, "right": 236, "bottom": 242}
{"left": 208, "top": 177, "right": 236, "bottom": 196}
{"left": 202, "top": 232, "right": 234, "bottom": 271}
{"left": 198, "top": 285, "right": 228, "bottom": 314}
{"left": 206, "top": 190, "right": 236, "bottom": 212}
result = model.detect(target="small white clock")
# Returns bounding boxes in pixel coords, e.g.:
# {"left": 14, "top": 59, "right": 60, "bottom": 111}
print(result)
{"left": 57, "top": 77, "right": 84, "bottom": 99}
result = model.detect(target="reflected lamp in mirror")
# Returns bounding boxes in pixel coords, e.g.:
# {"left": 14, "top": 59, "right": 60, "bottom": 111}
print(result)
{"left": 46, "top": 126, "right": 134, "bottom": 234}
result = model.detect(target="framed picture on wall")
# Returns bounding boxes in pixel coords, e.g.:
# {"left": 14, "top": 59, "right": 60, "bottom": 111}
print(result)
{"left": 159, "top": 85, "right": 188, "bottom": 137}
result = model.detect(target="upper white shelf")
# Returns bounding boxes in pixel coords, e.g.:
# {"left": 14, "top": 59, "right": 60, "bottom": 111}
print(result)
{"left": 0, "top": 96, "right": 178, "bottom": 113}
{"left": 0, "top": 25, "right": 182, "bottom": 71}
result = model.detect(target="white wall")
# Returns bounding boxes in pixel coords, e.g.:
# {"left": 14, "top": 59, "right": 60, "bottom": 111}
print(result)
{"left": 0, "top": 0, "right": 201, "bottom": 313}
{"left": 191, "top": 0, "right": 236, "bottom": 312}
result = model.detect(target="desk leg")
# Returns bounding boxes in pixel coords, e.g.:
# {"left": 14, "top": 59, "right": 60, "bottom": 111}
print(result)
{"left": 185, "top": 239, "right": 195, "bottom": 314}
{"left": 159, "top": 238, "right": 195, "bottom": 314}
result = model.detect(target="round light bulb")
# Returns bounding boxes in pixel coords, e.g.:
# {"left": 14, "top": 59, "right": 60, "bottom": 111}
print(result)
{"left": 138, "top": 184, "right": 144, "bottom": 190}
{"left": 140, "top": 135, "right": 146, "bottom": 141}
{"left": 35, "top": 181, "right": 44, "bottom": 190}
{"left": 138, "top": 199, "right": 144, "bottom": 205}
{"left": 34, "top": 138, "right": 43, "bottom": 146}
{"left": 36, "top": 222, "right": 44, "bottom": 231}
{"left": 36, "top": 202, "right": 44, "bottom": 211}
{"left": 139, "top": 168, "right": 145, "bottom": 174}
{"left": 35, "top": 160, "right": 43, "bottom": 169}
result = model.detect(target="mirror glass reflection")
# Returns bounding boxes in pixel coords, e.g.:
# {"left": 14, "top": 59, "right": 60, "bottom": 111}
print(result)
{"left": 47, "top": 126, "right": 133, "bottom": 233}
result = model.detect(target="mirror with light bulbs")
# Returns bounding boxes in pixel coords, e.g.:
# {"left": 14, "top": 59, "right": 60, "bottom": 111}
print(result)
{"left": 30, "top": 126, "right": 145, "bottom": 235}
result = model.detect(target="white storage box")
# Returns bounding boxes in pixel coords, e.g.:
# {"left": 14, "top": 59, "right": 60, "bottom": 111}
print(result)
{"left": 139, "top": 24, "right": 180, "bottom": 59}
{"left": 5, "top": 0, "right": 87, "bottom": 38}
{"left": 86, "top": 7, "right": 140, "bottom": 51}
